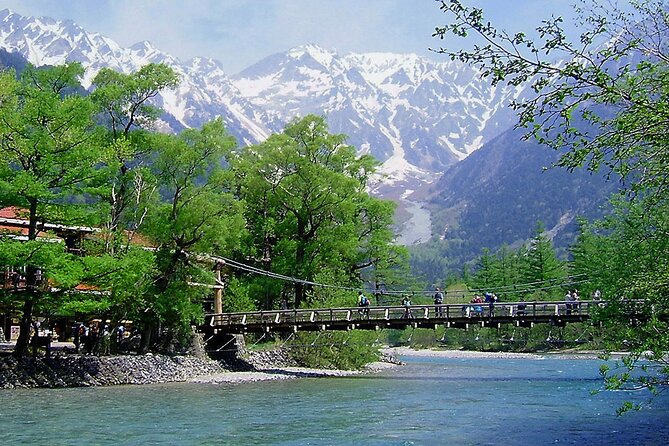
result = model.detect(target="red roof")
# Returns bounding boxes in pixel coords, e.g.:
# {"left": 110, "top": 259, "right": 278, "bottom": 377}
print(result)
{"left": 0, "top": 206, "right": 27, "bottom": 219}
{"left": 0, "top": 207, "right": 51, "bottom": 238}
{"left": 0, "top": 206, "right": 154, "bottom": 247}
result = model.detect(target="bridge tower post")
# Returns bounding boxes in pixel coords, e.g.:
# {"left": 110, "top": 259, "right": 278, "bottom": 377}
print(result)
{"left": 214, "top": 261, "right": 224, "bottom": 325}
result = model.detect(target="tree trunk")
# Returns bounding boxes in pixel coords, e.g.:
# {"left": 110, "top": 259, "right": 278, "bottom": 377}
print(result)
{"left": 13, "top": 297, "right": 34, "bottom": 358}
{"left": 294, "top": 217, "right": 307, "bottom": 307}
{"left": 138, "top": 320, "right": 155, "bottom": 354}
{"left": 14, "top": 199, "right": 40, "bottom": 358}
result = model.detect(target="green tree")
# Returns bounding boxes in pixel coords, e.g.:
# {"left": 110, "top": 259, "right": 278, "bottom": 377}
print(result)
{"left": 90, "top": 63, "right": 179, "bottom": 253}
{"left": 141, "top": 119, "right": 245, "bottom": 351}
{"left": 434, "top": 0, "right": 669, "bottom": 194}
{"left": 520, "top": 223, "right": 566, "bottom": 298}
{"left": 468, "top": 248, "right": 497, "bottom": 291}
{"left": 468, "top": 245, "right": 523, "bottom": 298}
{"left": 230, "top": 115, "right": 406, "bottom": 308}
{"left": 571, "top": 199, "right": 669, "bottom": 400}
{"left": 0, "top": 63, "right": 103, "bottom": 356}
{"left": 86, "top": 63, "right": 180, "bottom": 347}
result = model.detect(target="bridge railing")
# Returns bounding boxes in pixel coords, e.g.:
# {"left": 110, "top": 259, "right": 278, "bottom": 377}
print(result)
{"left": 205, "top": 300, "right": 605, "bottom": 330}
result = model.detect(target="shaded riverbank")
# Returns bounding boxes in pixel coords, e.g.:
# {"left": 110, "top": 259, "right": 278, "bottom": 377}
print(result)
{"left": 383, "top": 346, "right": 629, "bottom": 361}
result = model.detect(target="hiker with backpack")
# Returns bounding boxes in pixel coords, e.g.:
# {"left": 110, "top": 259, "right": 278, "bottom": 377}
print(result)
{"left": 358, "top": 292, "right": 370, "bottom": 317}
{"left": 434, "top": 287, "right": 444, "bottom": 317}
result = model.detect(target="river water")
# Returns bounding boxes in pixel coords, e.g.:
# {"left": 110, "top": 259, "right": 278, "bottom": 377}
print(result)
{"left": 1, "top": 354, "right": 668, "bottom": 445}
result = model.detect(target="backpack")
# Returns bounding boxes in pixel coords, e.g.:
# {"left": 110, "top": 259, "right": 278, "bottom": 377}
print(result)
{"left": 434, "top": 292, "right": 443, "bottom": 304}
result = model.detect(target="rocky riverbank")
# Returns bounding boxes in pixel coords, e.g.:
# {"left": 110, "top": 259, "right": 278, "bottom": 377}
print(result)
{"left": 191, "top": 350, "right": 400, "bottom": 385}
{"left": 0, "top": 347, "right": 402, "bottom": 389}
{"left": 0, "top": 353, "right": 228, "bottom": 389}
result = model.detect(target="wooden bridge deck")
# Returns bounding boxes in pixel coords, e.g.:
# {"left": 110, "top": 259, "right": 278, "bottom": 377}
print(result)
{"left": 202, "top": 300, "right": 607, "bottom": 335}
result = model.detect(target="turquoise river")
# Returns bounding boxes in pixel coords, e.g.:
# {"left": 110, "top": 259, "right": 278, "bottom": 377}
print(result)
{"left": 1, "top": 353, "right": 668, "bottom": 445}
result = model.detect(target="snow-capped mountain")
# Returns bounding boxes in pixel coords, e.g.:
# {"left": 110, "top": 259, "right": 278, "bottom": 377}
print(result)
{"left": 0, "top": 9, "right": 525, "bottom": 174}
{"left": 0, "top": 8, "right": 276, "bottom": 146}
{"left": 232, "top": 45, "right": 527, "bottom": 186}
{"left": 0, "top": 8, "right": 534, "bottom": 244}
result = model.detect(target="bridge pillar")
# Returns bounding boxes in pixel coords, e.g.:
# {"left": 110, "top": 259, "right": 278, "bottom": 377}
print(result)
{"left": 206, "top": 332, "right": 245, "bottom": 361}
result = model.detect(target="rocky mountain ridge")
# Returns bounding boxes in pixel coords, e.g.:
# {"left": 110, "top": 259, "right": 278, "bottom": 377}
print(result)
{"left": 0, "top": 9, "right": 528, "bottom": 189}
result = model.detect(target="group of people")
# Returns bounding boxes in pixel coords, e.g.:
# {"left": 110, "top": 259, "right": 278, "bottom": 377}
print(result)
{"left": 71, "top": 322, "right": 128, "bottom": 355}
{"left": 355, "top": 287, "right": 601, "bottom": 320}
{"left": 356, "top": 287, "right": 446, "bottom": 319}
{"left": 357, "top": 291, "right": 416, "bottom": 319}
{"left": 565, "top": 289, "right": 580, "bottom": 314}
{"left": 461, "top": 292, "right": 498, "bottom": 317}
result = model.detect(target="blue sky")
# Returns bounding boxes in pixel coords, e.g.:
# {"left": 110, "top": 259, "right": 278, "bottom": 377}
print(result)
{"left": 3, "top": 0, "right": 581, "bottom": 74}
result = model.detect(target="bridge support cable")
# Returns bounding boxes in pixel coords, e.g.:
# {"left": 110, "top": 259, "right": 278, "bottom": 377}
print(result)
{"left": 279, "top": 332, "right": 295, "bottom": 349}
{"left": 192, "top": 254, "right": 594, "bottom": 300}
{"left": 310, "top": 332, "right": 323, "bottom": 347}
{"left": 373, "top": 329, "right": 385, "bottom": 346}
{"left": 215, "top": 336, "right": 237, "bottom": 352}
{"left": 249, "top": 332, "right": 268, "bottom": 349}
{"left": 405, "top": 327, "right": 415, "bottom": 343}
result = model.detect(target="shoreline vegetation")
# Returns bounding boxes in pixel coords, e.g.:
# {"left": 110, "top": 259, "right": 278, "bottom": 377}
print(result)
{"left": 0, "top": 344, "right": 620, "bottom": 390}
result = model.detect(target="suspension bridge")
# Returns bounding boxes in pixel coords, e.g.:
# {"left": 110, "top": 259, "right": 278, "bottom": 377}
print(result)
{"left": 191, "top": 255, "right": 646, "bottom": 358}
{"left": 201, "top": 300, "right": 620, "bottom": 335}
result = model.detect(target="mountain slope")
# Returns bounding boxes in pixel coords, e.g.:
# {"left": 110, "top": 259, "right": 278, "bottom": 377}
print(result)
{"left": 411, "top": 124, "right": 620, "bottom": 278}
{"left": 232, "top": 45, "right": 529, "bottom": 181}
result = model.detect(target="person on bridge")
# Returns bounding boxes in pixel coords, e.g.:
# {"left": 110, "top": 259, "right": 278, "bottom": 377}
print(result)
{"left": 358, "top": 292, "right": 370, "bottom": 317}
{"left": 401, "top": 295, "right": 414, "bottom": 319}
{"left": 465, "top": 295, "right": 483, "bottom": 317}
{"left": 434, "top": 287, "right": 444, "bottom": 317}
{"left": 565, "top": 290, "right": 574, "bottom": 314}
{"left": 484, "top": 292, "right": 497, "bottom": 316}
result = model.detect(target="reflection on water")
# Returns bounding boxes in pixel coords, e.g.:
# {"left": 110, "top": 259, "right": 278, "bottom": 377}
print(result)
{"left": 1, "top": 355, "right": 668, "bottom": 445}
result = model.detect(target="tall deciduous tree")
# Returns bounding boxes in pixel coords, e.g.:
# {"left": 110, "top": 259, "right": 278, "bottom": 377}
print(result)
{"left": 0, "top": 63, "right": 103, "bottom": 356}
{"left": 571, "top": 199, "right": 669, "bottom": 402}
{"left": 141, "top": 118, "right": 245, "bottom": 350}
{"left": 83, "top": 64, "right": 179, "bottom": 343}
{"left": 434, "top": 0, "right": 669, "bottom": 193}
{"left": 90, "top": 63, "right": 179, "bottom": 253}
{"left": 230, "top": 115, "right": 405, "bottom": 308}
